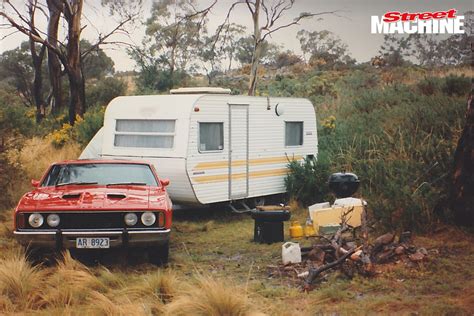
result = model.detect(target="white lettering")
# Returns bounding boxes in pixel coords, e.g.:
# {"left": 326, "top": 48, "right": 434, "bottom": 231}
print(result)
{"left": 371, "top": 16, "right": 465, "bottom": 34}
{"left": 371, "top": 16, "right": 387, "bottom": 34}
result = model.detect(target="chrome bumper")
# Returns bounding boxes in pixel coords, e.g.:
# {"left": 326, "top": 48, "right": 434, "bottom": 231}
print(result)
{"left": 14, "top": 229, "right": 170, "bottom": 249}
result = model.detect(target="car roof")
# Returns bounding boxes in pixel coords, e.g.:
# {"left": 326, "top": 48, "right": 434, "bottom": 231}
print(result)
{"left": 52, "top": 159, "right": 152, "bottom": 166}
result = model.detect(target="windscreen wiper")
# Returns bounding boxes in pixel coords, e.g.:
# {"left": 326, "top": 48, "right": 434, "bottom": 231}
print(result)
{"left": 106, "top": 182, "right": 147, "bottom": 187}
{"left": 55, "top": 181, "right": 98, "bottom": 187}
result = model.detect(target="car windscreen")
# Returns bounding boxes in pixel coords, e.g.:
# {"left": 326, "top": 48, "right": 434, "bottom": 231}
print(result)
{"left": 41, "top": 163, "right": 158, "bottom": 187}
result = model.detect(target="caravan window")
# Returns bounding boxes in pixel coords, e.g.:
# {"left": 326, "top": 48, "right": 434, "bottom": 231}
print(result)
{"left": 114, "top": 119, "right": 175, "bottom": 149}
{"left": 199, "top": 122, "right": 223, "bottom": 152}
{"left": 285, "top": 121, "right": 303, "bottom": 146}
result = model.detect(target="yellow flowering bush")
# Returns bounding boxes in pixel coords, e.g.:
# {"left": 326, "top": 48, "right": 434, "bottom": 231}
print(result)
{"left": 48, "top": 122, "right": 74, "bottom": 148}
{"left": 321, "top": 115, "right": 336, "bottom": 131}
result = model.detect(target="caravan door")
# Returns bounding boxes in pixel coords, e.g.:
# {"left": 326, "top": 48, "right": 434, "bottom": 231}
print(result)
{"left": 228, "top": 104, "right": 249, "bottom": 200}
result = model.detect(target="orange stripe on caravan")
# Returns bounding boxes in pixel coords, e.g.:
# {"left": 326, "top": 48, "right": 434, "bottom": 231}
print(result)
{"left": 192, "top": 168, "right": 288, "bottom": 184}
{"left": 193, "top": 155, "right": 303, "bottom": 171}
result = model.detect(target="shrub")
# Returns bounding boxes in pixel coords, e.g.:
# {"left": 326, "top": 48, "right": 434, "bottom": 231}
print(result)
{"left": 285, "top": 157, "right": 331, "bottom": 207}
{"left": 48, "top": 122, "right": 73, "bottom": 148}
{"left": 442, "top": 74, "right": 471, "bottom": 96}
{"left": 73, "top": 106, "right": 105, "bottom": 146}
{"left": 86, "top": 77, "right": 127, "bottom": 107}
{"left": 416, "top": 77, "right": 443, "bottom": 95}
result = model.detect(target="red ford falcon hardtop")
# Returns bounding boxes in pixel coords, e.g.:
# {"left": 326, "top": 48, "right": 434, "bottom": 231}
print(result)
{"left": 13, "top": 159, "right": 172, "bottom": 265}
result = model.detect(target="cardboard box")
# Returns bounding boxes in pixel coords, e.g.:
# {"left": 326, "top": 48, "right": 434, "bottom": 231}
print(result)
{"left": 309, "top": 205, "right": 362, "bottom": 234}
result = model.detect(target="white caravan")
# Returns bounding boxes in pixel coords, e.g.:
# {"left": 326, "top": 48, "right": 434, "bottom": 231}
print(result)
{"left": 80, "top": 88, "right": 318, "bottom": 207}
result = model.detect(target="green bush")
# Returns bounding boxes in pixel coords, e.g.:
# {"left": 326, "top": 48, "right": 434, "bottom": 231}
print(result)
{"left": 416, "top": 77, "right": 443, "bottom": 95}
{"left": 73, "top": 106, "right": 105, "bottom": 146}
{"left": 442, "top": 75, "right": 471, "bottom": 96}
{"left": 285, "top": 157, "right": 331, "bottom": 207}
{"left": 317, "top": 85, "right": 465, "bottom": 231}
{"left": 86, "top": 77, "right": 127, "bottom": 107}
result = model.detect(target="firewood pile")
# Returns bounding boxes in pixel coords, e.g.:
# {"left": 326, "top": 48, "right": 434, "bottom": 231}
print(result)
{"left": 267, "top": 207, "right": 431, "bottom": 291}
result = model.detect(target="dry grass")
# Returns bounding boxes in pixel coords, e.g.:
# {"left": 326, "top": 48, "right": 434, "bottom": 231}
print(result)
{"left": 0, "top": 250, "right": 44, "bottom": 311}
{"left": 164, "top": 276, "right": 258, "bottom": 316}
{"left": 6, "top": 137, "right": 81, "bottom": 203}
{"left": 39, "top": 251, "right": 104, "bottom": 309}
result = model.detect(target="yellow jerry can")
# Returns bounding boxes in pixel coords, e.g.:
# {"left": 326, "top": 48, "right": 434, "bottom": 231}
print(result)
{"left": 289, "top": 221, "right": 304, "bottom": 239}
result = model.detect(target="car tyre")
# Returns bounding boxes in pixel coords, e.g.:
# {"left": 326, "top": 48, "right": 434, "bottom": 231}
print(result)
{"left": 148, "top": 242, "right": 169, "bottom": 265}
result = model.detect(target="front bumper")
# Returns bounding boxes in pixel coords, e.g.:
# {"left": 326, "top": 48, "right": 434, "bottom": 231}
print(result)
{"left": 14, "top": 229, "right": 170, "bottom": 249}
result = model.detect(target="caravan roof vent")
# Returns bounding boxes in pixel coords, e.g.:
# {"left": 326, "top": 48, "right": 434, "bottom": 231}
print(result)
{"left": 169, "top": 87, "right": 231, "bottom": 95}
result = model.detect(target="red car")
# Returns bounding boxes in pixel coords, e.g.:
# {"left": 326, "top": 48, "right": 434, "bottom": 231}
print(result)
{"left": 13, "top": 159, "right": 172, "bottom": 265}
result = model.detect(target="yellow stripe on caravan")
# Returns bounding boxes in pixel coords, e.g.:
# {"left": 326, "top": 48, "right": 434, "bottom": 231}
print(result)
{"left": 193, "top": 155, "right": 303, "bottom": 171}
{"left": 192, "top": 168, "right": 289, "bottom": 184}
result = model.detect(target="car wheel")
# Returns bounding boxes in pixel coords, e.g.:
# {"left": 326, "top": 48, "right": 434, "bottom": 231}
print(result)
{"left": 148, "top": 242, "right": 169, "bottom": 266}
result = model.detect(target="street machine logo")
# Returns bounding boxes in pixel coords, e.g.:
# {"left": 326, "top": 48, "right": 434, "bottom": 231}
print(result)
{"left": 371, "top": 9, "right": 465, "bottom": 34}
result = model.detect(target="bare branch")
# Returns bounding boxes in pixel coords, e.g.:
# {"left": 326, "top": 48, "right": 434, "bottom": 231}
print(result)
{"left": 261, "top": 10, "right": 338, "bottom": 41}
{"left": 81, "top": 11, "right": 137, "bottom": 59}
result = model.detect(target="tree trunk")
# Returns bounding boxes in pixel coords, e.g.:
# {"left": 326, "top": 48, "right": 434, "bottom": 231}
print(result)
{"left": 46, "top": 0, "right": 63, "bottom": 114}
{"left": 30, "top": 42, "right": 46, "bottom": 123}
{"left": 451, "top": 94, "right": 474, "bottom": 226}
{"left": 27, "top": 1, "right": 46, "bottom": 123}
{"left": 248, "top": 0, "right": 261, "bottom": 96}
{"left": 64, "top": 0, "right": 86, "bottom": 124}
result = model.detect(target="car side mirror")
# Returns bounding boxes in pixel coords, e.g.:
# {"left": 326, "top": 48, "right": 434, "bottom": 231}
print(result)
{"left": 31, "top": 179, "right": 40, "bottom": 188}
{"left": 160, "top": 179, "right": 170, "bottom": 187}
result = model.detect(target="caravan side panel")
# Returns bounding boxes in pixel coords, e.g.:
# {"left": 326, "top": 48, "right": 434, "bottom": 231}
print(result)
{"left": 186, "top": 96, "right": 317, "bottom": 205}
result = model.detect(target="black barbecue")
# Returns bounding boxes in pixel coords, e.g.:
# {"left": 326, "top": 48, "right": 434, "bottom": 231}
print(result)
{"left": 328, "top": 172, "right": 360, "bottom": 198}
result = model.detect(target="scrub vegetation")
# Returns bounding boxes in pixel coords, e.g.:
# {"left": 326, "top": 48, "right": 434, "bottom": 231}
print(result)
{"left": 0, "top": 62, "right": 472, "bottom": 316}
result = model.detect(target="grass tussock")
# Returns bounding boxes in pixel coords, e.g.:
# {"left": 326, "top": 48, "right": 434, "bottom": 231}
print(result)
{"left": 0, "top": 251, "right": 44, "bottom": 311}
{"left": 119, "top": 270, "right": 180, "bottom": 305}
{"left": 39, "top": 251, "right": 104, "bottom": 309}
{"left": 164, "top": 276, "right": 257, "bottom": 316}
{"left": 86, "top": 291, "right": 147, "bottom": 316}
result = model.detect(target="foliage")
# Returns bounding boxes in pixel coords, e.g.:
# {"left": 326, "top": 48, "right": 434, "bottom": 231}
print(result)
{"left": 321, "top": 115, "right": 336, "bottom": 132}
{"left": 73, "top": 106, "right": 106, "bottom": 146}
{"left": 416, "top": 77, "right": 443, "bottom": 96}
{"left": 81, "top": 40, "right": 115, "bottom": 80}
{"left": 442, "top": 74, "right": 471, "bottom": 96}
{"left": 235, "top": 36, "right": 281, "bottom": 66}
{"left": 378, "top": 35, "right": 413, "bottom": 67}
{"left": 86, "top": 77, "right": 126, "bottom": 106}
{"left": 298, "top": 29, "right": 355, "bottom": 70}
{"left": 0, "top": 91, "right": 33, "bottom": 208}
{"left": 130, "top": 0, "right": 203, "bottom": 91}
{"left": 47, "top": 106, "right": 105, "bottom": 148}
{"left": 48, "top": 122, "right": 74, "bottom": 148}
{"left": 285, "top": 157, "right": 331, "bottom": 207}
{"left": 273, "top": 50, "right": 303, "bottom": 68}
{"left": 0, "top": 42, "right": 49, "bottom": 107}
{"left": 276, "top": 66, "right": 471, "bottom": 231}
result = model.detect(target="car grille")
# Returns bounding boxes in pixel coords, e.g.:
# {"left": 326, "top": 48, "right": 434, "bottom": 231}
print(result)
{"left": 19, "top": 211, "right": 163, "bottom": 230}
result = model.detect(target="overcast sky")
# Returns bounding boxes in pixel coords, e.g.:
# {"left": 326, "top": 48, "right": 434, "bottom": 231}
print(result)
{"left": 1, "top": 0, "right": 472, "bottom": 71}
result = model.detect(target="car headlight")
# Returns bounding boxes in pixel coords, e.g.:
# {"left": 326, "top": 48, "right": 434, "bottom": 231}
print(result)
{"left": 124, "top": 212, "right": 138, "bottom": 226}
{"left": 141, "top": 212, "right": 156, "bottom": 226}
{"left": 46, "top": 214, "right": 60, "bottom": 227}
{"left": 28, "top": 213, "right": 44, "bottom": 228}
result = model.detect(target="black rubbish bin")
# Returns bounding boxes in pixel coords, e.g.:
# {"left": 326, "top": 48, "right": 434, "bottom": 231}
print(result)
{"left": 250, "top": 210, "right": 291, "bottom": 244}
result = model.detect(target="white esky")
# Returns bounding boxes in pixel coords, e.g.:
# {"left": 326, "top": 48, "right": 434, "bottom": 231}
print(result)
{"left": 1, "top": 0, "right": 472, "bottom": 71}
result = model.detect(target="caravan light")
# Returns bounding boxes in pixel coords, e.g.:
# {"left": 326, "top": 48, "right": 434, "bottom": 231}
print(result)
{"left": 194, "top": 106, "right": 200, "bottom": 112}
